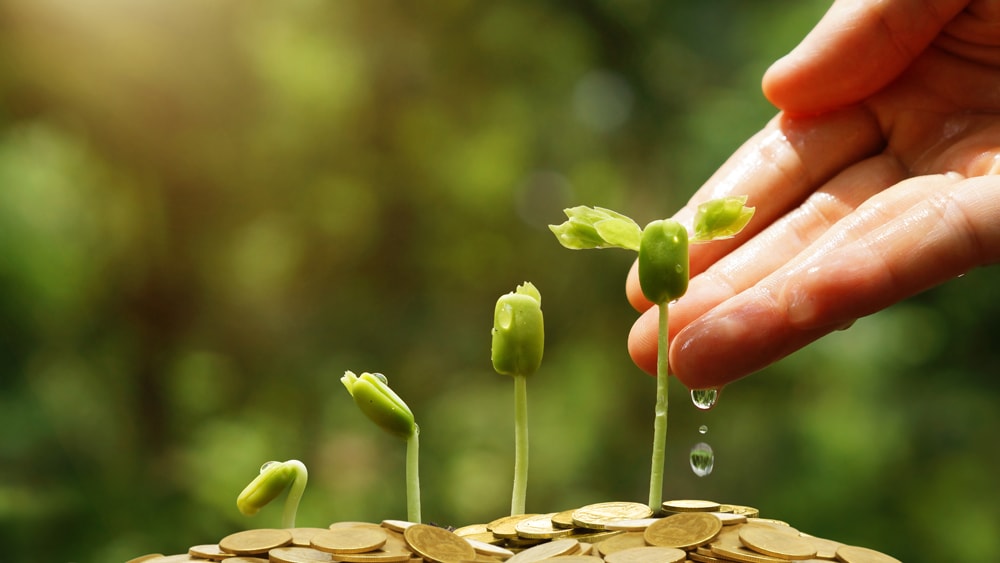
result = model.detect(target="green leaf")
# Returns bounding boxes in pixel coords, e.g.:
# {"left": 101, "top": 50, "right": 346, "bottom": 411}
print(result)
{"left": 549, "top": 206, "right": 641, "bottom": 251}
{"left": 691, "top": 196, "right": 755, "bottom": 242}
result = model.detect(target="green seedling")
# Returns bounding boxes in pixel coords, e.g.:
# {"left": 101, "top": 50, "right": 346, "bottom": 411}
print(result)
{"left": 550, "top": 197, "right": 754, "bottom": 512}
{"left": 341, "top": 370, "right": 421, "bottom": 523}
{"left": 491, "top": 282, "right": 544, "bottom": 516}
{"left": 237, "top": 459, "right": 308, "bottom": 528}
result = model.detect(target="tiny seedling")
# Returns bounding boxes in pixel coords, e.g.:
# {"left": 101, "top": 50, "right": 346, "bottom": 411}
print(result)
{"left": 490, "top": 282, "right": 544, "bottom": 516}
{"left": 341, "top": 370, "right": 421, "bottom": 523}
{"left": 550, "top": 196, "right": 754, "bottom": 512}
{"left": 236, "top": 459, "right": 309, "bottom": 528}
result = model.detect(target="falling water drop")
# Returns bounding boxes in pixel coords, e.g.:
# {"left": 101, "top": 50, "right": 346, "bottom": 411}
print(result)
{"left": 689, "top": 442, "right": 714, "bottom": 477}
{"left": 698, "top": 425, "right": 708, "bottom": 435}
{"left": 691, "top": 388, "right": 719, "bottom": 411}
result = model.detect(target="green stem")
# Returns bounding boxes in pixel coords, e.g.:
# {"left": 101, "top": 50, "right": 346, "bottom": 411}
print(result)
{"left": 281, "top": 460, "right": 308, "bottom": 529}
{"left": 406, "top": 425, "right": 422, "bottom": 523}
{"left": 648, "top": 301, "right": 669, "bottom": 513}
{"left": 511, "top": 373, "right": 528, "bottom": 515}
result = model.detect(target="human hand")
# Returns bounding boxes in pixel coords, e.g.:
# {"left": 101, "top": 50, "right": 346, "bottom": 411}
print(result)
{"left": 626, "top": 0, "right": 1000, "bottom": 390}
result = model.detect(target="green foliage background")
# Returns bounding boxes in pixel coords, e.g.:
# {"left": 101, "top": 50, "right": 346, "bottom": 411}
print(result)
{"left": 0, "top": 2, "right": 997, "bottom": 562}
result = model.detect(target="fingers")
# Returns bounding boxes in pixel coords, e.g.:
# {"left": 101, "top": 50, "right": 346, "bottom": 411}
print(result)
{"left": 625, "top": 106, "right": 885, "bottom": 314}
{"left": 667, "top": 173, "right": 1000, "bottom": 390}
{"left": 628, "top": 152, "right": 907, "bottom": 376}
{"left": 763, "top": 0, "right": 968, "bottom": 115}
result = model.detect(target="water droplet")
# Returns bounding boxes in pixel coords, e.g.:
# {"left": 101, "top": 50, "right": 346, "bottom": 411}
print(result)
{"left": 691, "top": 388, "right": 719, "bottom": 410}
{"left": 372, "top": 372, "right": 389, "bottom": 384}
{"left": 689, "top": 442, "right": 714, "bottom": 477}
{"left": 260, "top": 460, "right": 280, "bottom": 473}
{"left": 698, "top": 425, "right": 708, "bottom": 435}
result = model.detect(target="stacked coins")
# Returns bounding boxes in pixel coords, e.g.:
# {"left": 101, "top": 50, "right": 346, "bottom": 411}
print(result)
{"left": 126, "top": 500, "right": 901, "bottom": 563}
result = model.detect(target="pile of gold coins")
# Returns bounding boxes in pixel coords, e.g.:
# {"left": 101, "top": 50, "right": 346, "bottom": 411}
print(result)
{"left": 126, "top": 499, "right": 900, "bottom": 563}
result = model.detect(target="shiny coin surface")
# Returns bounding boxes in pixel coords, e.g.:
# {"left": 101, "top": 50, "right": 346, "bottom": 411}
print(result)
{"left": 644, "top": 512, "right": 721, "bottom": 549}
{"left": 550, "top": 508, "right": 578, "bottom": 529}
{"left": 800, "top": 534, "right": 843, "bottom": 559}
{"left": 292, "top": 528, "right": 334, "bottom": 547}
{"left": 506, "top": 538, "right": 581, "bottom": 563}
{"left": 404, "top": 524, "right": 477, "bottom": 563}
{"left": 311, "top": 527, "right": 389, "bottom": 554}
{"left": 327, "top": 550, "right": 412, "bottom": 563}
{"left": 738, "top": 525, "right": 816, "bottom": 560}
{"left": 188, "top": 544, "right": 230, "bottom": 560}
{"left": 381, "top": 520, "right": 416, "bottom": 533}
{"left": 543, "top": 557, "right": 603, "bottom": 563}
{"left": 269, "top": 546, "right": 335, "bottom": 563}
{"left": 452, "top": 523, "right": 490, "bottom": 537}
{"left": 661, "top": 500, "right": 721, "bottom": 513}
{"left": 603, "top": 518, "right": 660, "bottom": 532}
{"left": 515, "top": 513, "right": 575, "bottom": 539}
{"left": 595, "top": 532, "right": 648, "bottom": 557}
{"left": 835, "top": 545, "right": 903, "bottom": 563}
{"left": 220, "top": 529, "right": 293, "bottom": 555}
{"left": 488, "top": 514, "right": 540, "bottom": 539}
{"left": 573, "top": 502, "right": 654, "bottom": 530}
{"left": 465, "top": 538, "right": 515, "bottom": 559}
{"left": 710, "top": 512, "right": 746, "bottom": 526}
{"left": 603, "top": 546, "right": 687, "bottom": 563}
{"left": 711, "top": 543, "right": 786, "bottom": 563}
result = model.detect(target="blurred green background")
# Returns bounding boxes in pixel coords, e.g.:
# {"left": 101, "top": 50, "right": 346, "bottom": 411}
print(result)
{"left": 1, "top": 1, "right": 998, "bottom": 562}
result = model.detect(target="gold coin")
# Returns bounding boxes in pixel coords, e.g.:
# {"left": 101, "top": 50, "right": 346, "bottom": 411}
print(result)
{"left": 688, "top": 551, "right": 728, "bottom": 563}
{"left": 329, "top": 550, "right": 413, "bottom": 563}
{"left": 572, "top": 502, "right": 653, "bottom": 530}
{"left": 515, "top": 513, "right": 575, "bottom": 539}
{"left": 136, "top": 556, "right": 201, "bottom": 562}
{"left": 722, "top": 506, "right": 760, "bottom": 519}
{"left": 540, "top": 556, "right": 602, "bottom": 563}
{"left": 661, "top": 500, "right": 721, "bottom": 513}
{"left": 568, "top": 529, "right": 625, "bottom": 543}
{"left": 465, "top": 538, "right": 515, "bottom": 559}
{"left": 738, "top": 525, "right": 816, "bottom": 560}
{"left": 269, "top": 547, "right": 336, "bottom": 563}
{"left": 710, "top": 512, "right": 746, "bottom": 526}
{"left": 226, "top": 558, "right": 270, "bottom": 562}
{"left": 550, "top": 508, "right": 578, "bottom": 529}
{"left": 381, "top": 520, "right": 417, "bottom": 533}
{"left": 604, "top": 518, "right": 660, "bottom": 531}
{"left": 595, "top": 532, "right": 649, "bottom": 557}
{"left": 220, "top": 529, "right": 294, "bottom": 555}
{"left": 188, "top": 544, "right": 231, "bottom": 560}
{"left": 644, "top": 512, "right": 721, "bottom": 549}
{"left": 711, "top": 544, "right": 786, "bottom": 563}
{"left": 461, "top": 532, "right": 505, "bottom": 545}
{"left": 404, "top": 524, "right": 477, "bottom": 563}
{"left": 505, "top": 539, "right": 581, "bottom": 563}
{"left": 312, "top": 527, "right": 389, "bottom": 554}
{"left": 453, "top": 524, "right": 490, "bottom": 537}
{"left": 293, "top": 528, "right": 335, "bottom": 547}
{"left": 799, "top": 534, "right": 843, "bottom": 559}
{"left": 604, "top": 546, "right": 687, "bottom": 563}
{"left": 487, "top": 514, "right": 540, "bottom": 539}
{"left": 125, "top": 555, "right": 164, "bottom": 563}
{"left": 835, "top": 545, "right": 903, "bottom": 563}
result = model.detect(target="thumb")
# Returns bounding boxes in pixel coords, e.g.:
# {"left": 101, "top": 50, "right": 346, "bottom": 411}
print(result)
{"left": 762, "top": 0, "right": 967, "bottom": 115}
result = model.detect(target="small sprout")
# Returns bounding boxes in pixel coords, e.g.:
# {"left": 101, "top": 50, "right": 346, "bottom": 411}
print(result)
{"left": 691, "top": 195, "right": 755, "bottom": 242}
{"left": 548, "top": 206, "right": 641, "bottom": 251}
{"left": 491, "top": 282, "right": 544, "bottom": 516}
{"left": 550, "top": 199, "right": 753, "bottom": 512}
{"left": 237, "top": 459, "right": 308, "bottom": 529}
{"left": 342, "top": 371, "right": 421, "bottom": 523}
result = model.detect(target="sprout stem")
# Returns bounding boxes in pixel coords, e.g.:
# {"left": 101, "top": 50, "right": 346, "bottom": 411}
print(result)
{"left": 648, "top": 301, "right": 669, "bottom": 513}
{"left": 511, "top": 373, "right": 528, "bottom": 515}
{"left": 406, "top": 425, "right": 422, "bottom": 523}
{"left": 281, "top": 460, "right": 308, "bottom": 529}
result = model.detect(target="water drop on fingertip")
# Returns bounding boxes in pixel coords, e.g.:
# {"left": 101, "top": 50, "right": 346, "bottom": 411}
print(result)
{"left": 691, "top": 388, "right": 719, "bottom": 410}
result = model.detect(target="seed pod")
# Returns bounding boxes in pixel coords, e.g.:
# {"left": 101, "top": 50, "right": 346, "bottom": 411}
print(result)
{"left": 341, "top": 371, "right": 416, "bottom": 439}
{"left": 639, "top": 219, "right": 689, "bottom": 304}
{"left": 491, "top": 282, "right": 544, "bottom": 377}
{"left": 237, "top": 460, "right": 306, "bottom": 516}
{"left": 692, "top": 196, "right": 755, "bottom": 242}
